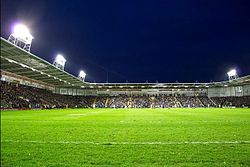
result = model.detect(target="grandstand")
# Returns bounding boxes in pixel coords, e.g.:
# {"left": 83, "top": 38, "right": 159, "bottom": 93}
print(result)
{"left": 1, "top": 36, "right": 250, "bottom": 109}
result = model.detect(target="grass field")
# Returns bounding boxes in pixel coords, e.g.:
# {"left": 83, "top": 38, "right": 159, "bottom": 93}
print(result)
{"left": 1, "top": 108, "right": 250, "bottom": 166}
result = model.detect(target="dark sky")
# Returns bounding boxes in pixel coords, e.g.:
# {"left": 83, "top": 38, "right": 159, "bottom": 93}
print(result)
{"left": 1, "top": 0, "right": 250, "bottom": 83}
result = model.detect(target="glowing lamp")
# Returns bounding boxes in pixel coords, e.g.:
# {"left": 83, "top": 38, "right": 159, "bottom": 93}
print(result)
{"left": 227, "top": 69, "right": 237, "bottom": 77}
{"left": 12, "top": 24, "right": 33, "bottom": 43}
{"left": 53, "top": 54, "right": 66, "bottom": 70}
{"left": 227, "top": 69, "right": 238, "bottom": 81}
{"left": 79, "top": 70, "right": 86, "bottom": 81}
{"left": 8, "top": 23, "right": 33, "bottom": 52}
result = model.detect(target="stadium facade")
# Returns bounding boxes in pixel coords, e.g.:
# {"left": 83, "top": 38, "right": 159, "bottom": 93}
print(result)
{"left": 1, "top": 37, "right": 250, "bottom": 108}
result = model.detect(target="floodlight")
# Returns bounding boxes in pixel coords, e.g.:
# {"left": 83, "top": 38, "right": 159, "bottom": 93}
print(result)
{"left": 13, "top": 24, "right": 33, "bottom": 41}
{"left": 227, "top": 69, "right": 236, "bottom": 77}
{"left": 78, "top": 70, "right": 86, "bottom": 81}
{"left": 55, "top": 54, "right": 66, "bottom": 66}
{"left": 53, "top": 54, "right": 66, "bottom": 70}
{"left": 227, "top": 69, "right": 238, "bottom": 81}
{"left": 8, "top": 23, "right": 33, "bottom": 52}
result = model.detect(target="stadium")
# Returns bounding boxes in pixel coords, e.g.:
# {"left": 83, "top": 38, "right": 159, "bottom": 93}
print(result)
{"left": 1, "top": 34, "right": 250, "bottom": 109}
{"left": 1, "top": 2, "right": 250, "bottom": 166}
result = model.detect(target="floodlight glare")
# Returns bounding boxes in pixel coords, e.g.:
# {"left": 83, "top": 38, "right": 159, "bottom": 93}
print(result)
{"left": 79, "top": 70, "right": 86, "bottom": 81}
{"left": 13, "top": 24, "right": 33, "bottom": 41}
{"left": 55, "top": 54, "right": 66, "bottom": 66}
{"left": 227, "top": 69, "right": 236, "bottom": 77}
{"left": 53, "top": 54, "right": 66, "bottom": 70}
{"left": 227, "top": 69, "right": 238, "bottom": 81}
{"left": 8, "top": 23, "right": 33, "bottom": 52}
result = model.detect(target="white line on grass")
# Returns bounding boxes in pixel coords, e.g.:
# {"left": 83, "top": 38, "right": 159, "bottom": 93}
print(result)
{"left": 67, "top": 110, "right": 110, "bottom": 117}
{"left": 2, "top": 140, "right": 250, "bottom": 145}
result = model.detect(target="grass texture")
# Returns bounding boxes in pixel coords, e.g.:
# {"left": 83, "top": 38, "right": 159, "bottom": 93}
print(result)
{"left": 1, "top": 108, "right": 250, "bottom": 166}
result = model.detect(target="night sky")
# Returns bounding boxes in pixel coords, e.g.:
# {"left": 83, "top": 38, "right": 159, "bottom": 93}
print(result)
{"left": 1, "top": 0, "right": 250, "bottom": 83}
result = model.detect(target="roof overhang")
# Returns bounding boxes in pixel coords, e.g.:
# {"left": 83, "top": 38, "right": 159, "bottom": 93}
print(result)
{"left": 1, "top": 37, "right": 88, "bottom": 87}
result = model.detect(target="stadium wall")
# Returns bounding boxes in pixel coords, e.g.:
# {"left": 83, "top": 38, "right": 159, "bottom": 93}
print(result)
{"left": 2, "top": 70, "right": 249, "bottom": 97}
{"left": 55, "top": 85, "right": 250, "bottom": 97}
{"left": 55, "top": 87, "right": 207, "bottom": 96}
{"left": 54, "top": 87, "right": 97, "bottom": 96}
{"left": 207, "top": 85, "right": 250, "bottom": 97}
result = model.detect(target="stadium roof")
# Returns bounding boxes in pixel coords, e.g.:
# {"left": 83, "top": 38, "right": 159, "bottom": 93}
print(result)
{"left": 1, "top": 37, "right": 249, "bottom": 89}
{"left": 86, "top": 75, "right": 250, "bottom": 89}
{"left": 1, "top": 37, "right": 88, "bottom": 87}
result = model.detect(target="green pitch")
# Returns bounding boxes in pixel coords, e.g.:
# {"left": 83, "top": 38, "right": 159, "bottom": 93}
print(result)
{"left": 1, "top": 108, "right": 250, "bottom": 166}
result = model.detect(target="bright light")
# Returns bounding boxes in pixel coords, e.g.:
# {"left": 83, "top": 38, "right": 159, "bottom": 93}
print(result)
{"left": 54, "top": 54, "right": 66, "bottom": 70}
{"left": 8, "top": 23, "right": 33, "bottom": 52}
{"left": 227, "top": 69, "right": 237, "bottom": 77}
{"left": 79, "top": 70, "right": 86, "bottom": 78}
{"left": 55, "top": 54, "right": 66, "bottom": 67}
{"left": 12, "top": 24, "right": 33, "bottom": 43}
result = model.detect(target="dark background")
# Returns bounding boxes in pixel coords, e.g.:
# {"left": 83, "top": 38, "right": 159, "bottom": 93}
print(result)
{"left": 1, "top": 0, "right": 250, "bottom": 83}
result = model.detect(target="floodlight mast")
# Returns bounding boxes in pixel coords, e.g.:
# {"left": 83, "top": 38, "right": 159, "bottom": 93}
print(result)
{"left": 79, "top": 70, "right": 86, "bottom": 81}
{"left": 227, "top": 69, "right": 238, "bottom": 81}
{"left": 53, "top": 54, "right": 66, "bottom": 70}
{"left": 8, "top": 24, "right": 33, "bottom": 52}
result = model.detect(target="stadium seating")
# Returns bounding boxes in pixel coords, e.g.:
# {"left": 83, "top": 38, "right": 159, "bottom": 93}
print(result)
{"left": 1, "top": 81, "right": 249, "bottom": 109}
{"left": 211, "top": 96, "right": 250, "bottom": 107}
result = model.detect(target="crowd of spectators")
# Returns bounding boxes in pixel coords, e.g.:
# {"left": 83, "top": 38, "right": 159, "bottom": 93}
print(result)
{"left": 211, "top": 96, "right": 250, "bottom": 107}
{"left": 0, "top": 81, "right": 78, "bottom": 109}
{"left": 107, "top": 95, "right": 129, "bottom": 108}
{"left": 1, "top": 81, "right": 249, "bottom": 109}
{"left": 177, "top": 96, "right": 204, "bottom": 108}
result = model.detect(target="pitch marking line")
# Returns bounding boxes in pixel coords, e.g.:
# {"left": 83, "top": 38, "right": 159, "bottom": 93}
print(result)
{"left": 68, "top": 110, "right": 110, "bottom": 117}
{"left": 2, "top": 140, "right": 250, "bottom": 145}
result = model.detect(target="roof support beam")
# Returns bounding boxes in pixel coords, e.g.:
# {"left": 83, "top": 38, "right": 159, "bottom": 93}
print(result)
{"left": 0, "top": 63, "right": 18, "bottom": 67}
{"left": 6, "top": 68, "right": 31, "bottom": 72}
{"left": 22, "top": 73, "right": 46, "bottom": 77}
{"left": 0, "top": 46, "right": 16, "bottom": 52}
{"left": 12, "top": 70, "right": 37, "bottom": 74}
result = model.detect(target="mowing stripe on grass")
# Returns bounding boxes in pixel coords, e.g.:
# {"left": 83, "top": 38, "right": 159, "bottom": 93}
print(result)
{"left": 2, "top": 140, "right": 250, "bottom": 145}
